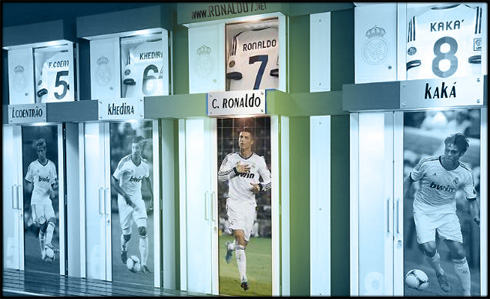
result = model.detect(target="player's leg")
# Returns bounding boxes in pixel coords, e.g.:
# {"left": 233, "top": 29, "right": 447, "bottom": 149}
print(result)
{"left": 134, "top": 200, "right": 150, "bottom": 273}
{"left": 440, "top": 214, "right": 470, "bottom": 296}
{"left": 445, "top": 240, "right": 471, "bottom": 296}
{"left": 32, "top": 204, "right": 46, "bottom": 259}
{"left": 414, "top": 212, "right": 452, "bottom": 292}
{"left": 44, "top": 204, "right": 56, "bottom": 250}
{"left": 118, "top": 197, "right": 133, "bottom": 264}
{"left": 234, "top": 229, "right": 249, "bottom": 291}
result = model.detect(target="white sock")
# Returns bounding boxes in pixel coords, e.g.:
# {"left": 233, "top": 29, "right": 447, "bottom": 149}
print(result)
{"left": 228, "top": 240, "right": 236, "bottom": 251}
{"left": 425, "top": 250, "right": 444, "bottom": 275}
{"left": 139, "top": 235, "right": 148, "bottom": 266}
{"left": 45, "top": 222, "right": 55, "bottom": 246}
{"left": 453, "top": 257, "right": 471, "bottom": 296}
{"left": 236, "top": 245, "right": 247, "bottom": 283}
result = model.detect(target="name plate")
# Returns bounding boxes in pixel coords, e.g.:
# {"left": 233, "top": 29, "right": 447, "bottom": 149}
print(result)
{"left": 400, "top": 77, "right": 483, "bottom": 109}
{"left": 98, "top": 98, "right": 144, "bottom": 120}
{"left": 9, "top": 103, "right": 47, "bottom": 124}
{"left": 207, "top": 90, "right": 266, "bottom": 117}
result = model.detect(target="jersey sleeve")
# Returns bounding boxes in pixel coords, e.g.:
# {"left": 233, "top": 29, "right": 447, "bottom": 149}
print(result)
{"left": 36, "top": 63, "right": 49, "bottom": 99}
{"left": 50, "top": 162, "right": 58, "bottom": 184}
{"left": 258, "top": 156, "right": 271, "bottom": 191}
{"left": 25, "top": 163, "right": 34, "bottom": 182}
{"left": 218, "top": 153, "right": 237, "bottom": 182}
{"left": 410, "top": 157, "right": 429, "bottom": 182}
{"left": 144, "top": 160, "right": 150, "bottom": 178}
{"left": 462, "top": 167, "right": 477, "bottom": 199}
{"left": 113, "top": 157, "right": 128, "bottom": 180}
{"left": 226, "top": 32, "right": 244, "bottom": 80}
{"left": 406, "top": 16, "right": 422, "bottom": 73}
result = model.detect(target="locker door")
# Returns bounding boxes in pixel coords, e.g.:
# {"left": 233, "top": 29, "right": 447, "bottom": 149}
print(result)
{"left": 179, "top": 118, "right": 218, "bottom": 294}
{"left": 84, "top": 122, "right": 111, "bottom": 280}
{"left": 22, "top": 124, "right": 65, "bottom": 275}
{"left": 351, "top": 112, "right": 395, "bottom": 295}
{"left": 3, "top": 125, "right": 24, "bottom": 270}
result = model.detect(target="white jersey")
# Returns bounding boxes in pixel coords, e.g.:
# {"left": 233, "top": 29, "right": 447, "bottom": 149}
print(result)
{"left": 25, "top": 159, "right": 57, "bottom": 205}
{"left": 37, "top": 51, "right": 73, "bottom": 102}
{"left": 406, "top": 4, "right": 482, "bottom": 80}
{"left": 227, "top": 27, "right": 279, "bottom": 91}
{"left": 218, "top": 152, "right": 271, "bottom": 206}
{"left": 113, "top": 155, "right": 150, "bottom": 201}
{"left": 410, "top": 156, "right": 476, "bottom": 214}
{"left": 122, "top": 40, "right": 165, "bottom": 97}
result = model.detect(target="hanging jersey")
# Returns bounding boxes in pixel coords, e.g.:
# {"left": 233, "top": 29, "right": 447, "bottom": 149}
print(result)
{"left": 122, "top": 40, "right": 165, "bottom": 97}
{"left": 218, "top": 152, "right": 271, "bottom": 205}
{"left": 410, "top": 156, "right": 476, "bottom": 214}
{"left": 113, "top": 155, "right": 149, "bottom": 201}
{"left": 406, "top": 4, "right": 482, "bottom": 80}
{"left": 25, "top": 159, "right": 57, "bottom": 205}
{"left": 227, "top": 27, "right": 279, "bottom": 91}
{"left": 37, "top": 51, "right": 73, "bottom": 102}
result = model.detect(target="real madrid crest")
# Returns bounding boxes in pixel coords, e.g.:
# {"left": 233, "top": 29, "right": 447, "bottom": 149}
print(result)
{"left": 194, "top": 45, "right": 214, "bottom": 79}
{"left": 362, "top": 25, "right": 389, "bottom": 65}
{"left": 13, "top": 64, "right": 27, "bottom": 92}
{"left": 96, "top": 56, "right": 112, "bottom": 87}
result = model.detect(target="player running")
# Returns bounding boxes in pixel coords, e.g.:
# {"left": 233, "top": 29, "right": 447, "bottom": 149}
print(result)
{"left": 218, "top": 128, "right": 271, "bottom": 291}
{"left": 404, "top": 133, "right": 480, "bottom": 296}
{"left": 112, "top": 136, "right": 153, "bottom": 274}
{"left": 24, "top": 138, "right": 58, "bottom": 262}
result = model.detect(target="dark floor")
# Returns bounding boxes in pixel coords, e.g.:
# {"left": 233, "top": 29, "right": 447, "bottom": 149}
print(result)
{"left": 2, "top": 268, "right": 209, "bottom": 297}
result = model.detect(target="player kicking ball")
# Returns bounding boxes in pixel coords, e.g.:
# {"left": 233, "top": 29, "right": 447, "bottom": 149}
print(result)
{"left": 404, "top": 133, "right": 480, "bottom": 296}
{"left": 112, "top": 136, "right": 153, "bottom": 274}
{"left": 24, "top": 138, "right": 59, "bottom": 262}
{"left": 218, "top": 128, "right": 271, "bottom": 291}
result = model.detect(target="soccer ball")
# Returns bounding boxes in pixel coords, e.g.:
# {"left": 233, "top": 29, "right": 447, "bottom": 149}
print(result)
{"left": 405, "top": 269, "right": 429, "bottom": 290}
{"left": 126, "top": 255, "right": 141, "bottom": 273}
{"left": 44, "top": 247, "right": 55, "bottom": 263}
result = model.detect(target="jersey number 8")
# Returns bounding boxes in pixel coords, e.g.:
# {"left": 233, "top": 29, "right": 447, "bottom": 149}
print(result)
{"left": 432, "top": 36, "right": 458, "bottom": 78}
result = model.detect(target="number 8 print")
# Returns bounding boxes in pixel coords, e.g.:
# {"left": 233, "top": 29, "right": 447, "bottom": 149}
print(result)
{"left": 432, "top": 36, "right": 458, "bottom": 78}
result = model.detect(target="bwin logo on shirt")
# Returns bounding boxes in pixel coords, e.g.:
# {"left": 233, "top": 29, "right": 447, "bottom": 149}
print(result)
{"left": 129, "top": 177, "right": 143, "bottom": 183}
{"left": 238, "top": 173, "right": 255, "bottom": 179}
{"left": 429, "top": 181, "right": 455, "bottom": 193}
{"left": 38, "top": 176, "right": 51, "bottom": 183}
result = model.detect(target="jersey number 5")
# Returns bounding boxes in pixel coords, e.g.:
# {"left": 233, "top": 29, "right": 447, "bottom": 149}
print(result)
{"left": 55, "top": 71, "right": 69, "bottom": 100}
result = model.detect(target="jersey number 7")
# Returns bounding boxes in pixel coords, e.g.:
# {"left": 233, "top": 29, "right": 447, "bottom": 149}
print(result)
{"left": 249, "top": 55, "right": 268, "bottom": 90}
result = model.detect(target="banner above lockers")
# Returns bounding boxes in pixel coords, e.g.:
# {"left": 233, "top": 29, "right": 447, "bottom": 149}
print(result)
{"left": 177, "top": 2, "right": 355, "bottom": 25}
{"left": 76, "top": 5, "right": 174, "bottom": 39}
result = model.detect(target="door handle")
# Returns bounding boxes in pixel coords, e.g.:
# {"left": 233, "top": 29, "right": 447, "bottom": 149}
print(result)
{"left": 386, "top": 197, "right": 391, "bottom": 234}
{"left": 204, "top": 191, "right": 209, "bottom": 221}
{"left": 211, "top": 191, "right": 217, "bottom": 222}
{"left": 396, "top": 198, "right": 400, "bottom": 235}
{"left": 104, "top": 188, "right": 110, "bottom": 216}
{"left": 98, "top": 187, "right": 104, "bottom": 215}
{"left": 12, "top": 185, "right": 17, "bottom": 209}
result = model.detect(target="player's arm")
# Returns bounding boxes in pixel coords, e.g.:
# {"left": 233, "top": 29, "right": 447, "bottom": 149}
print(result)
{"left": 143, "top": 176, "right": 153, "bottom": 200}
{"left": 24, "top": 164, "right": 34, "bottom": 193}
{"left": 403, "top": 174, "right": 415, "bottom": 199}
{"left": 251, "top": 157, "right": 271, "bottom": 194}
{"left": 111, "top": 175, "right": 134, "bottom": 207}
{"left": 467, "top": 198, "right": 480, "bottom": 225}
{"left": 218, "top": 154, "right": 241, "bottom": 182}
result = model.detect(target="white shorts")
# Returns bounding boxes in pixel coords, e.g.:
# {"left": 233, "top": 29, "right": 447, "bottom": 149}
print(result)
{"left": 226, "top": 199, "right": 255, "bottom": 242}
{"left": 413, "top": 211, "right": 463, "bottom": 244}
{"left": 31, "top": 203, "right": 55, "bottom": 225}
{"left": 118, "top": 196, "right": 147, "bottom": 235}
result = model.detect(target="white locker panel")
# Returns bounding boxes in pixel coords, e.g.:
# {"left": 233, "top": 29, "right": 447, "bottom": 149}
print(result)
{"left": 355, "top": 3, "right": 397, "bottom": 83}
{"left": 8, "top": 48, "right": 35, "bottom": 104}
{"left": 310, "top": 13, "right": 331, "bottom": 93}
{"left": 90, "top": 38, "right": 120, "bottom": 99}
{"left": 310, "top": 116, "right": 331, "bottom": 295}
{"left": 2, "top": 125, "right": 24, "bottom": 270}
{"left": 189, "top": 24, "right": 225, "bottom": 94}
